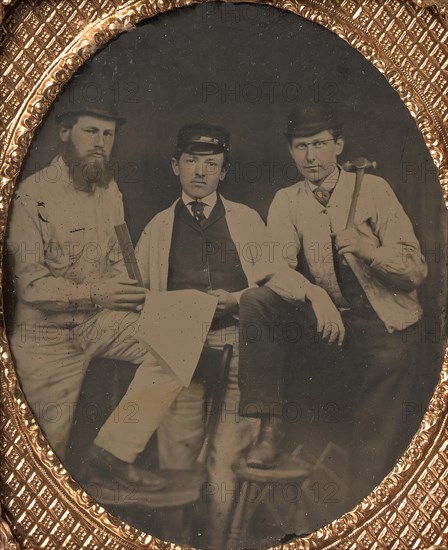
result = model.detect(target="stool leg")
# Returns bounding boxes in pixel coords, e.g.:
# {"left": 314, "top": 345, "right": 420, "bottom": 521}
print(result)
{"left": 226, "top": 480, "right": 249, "bottom": 549}
{"left": 226, "top": 481, "right": 261, "bottom": 549}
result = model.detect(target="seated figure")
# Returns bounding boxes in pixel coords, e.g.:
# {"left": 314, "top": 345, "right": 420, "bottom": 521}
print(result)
{"left": 95, "top": 123, "right": 272, "bottom": 546}
{"left": 238, "top": 103, "right": 428, "bottom": 507}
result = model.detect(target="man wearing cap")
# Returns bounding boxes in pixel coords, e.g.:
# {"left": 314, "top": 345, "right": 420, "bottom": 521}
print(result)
{"left": 7, "top": 105, "right": 184, "bottom": 489}
{"left": 238, "top": 103, "right": 427, "bottom": 501}
{"left": 95, "top": 123, "right": 268, "bottom": 545}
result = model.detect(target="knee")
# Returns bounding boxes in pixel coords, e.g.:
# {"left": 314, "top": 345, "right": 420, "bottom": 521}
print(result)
{"left": 239, "top": 286, "right": 276, "bottom": 314}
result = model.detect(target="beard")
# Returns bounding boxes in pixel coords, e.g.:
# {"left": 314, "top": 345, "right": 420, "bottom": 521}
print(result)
{"left": 62, "top": 142, "right": 114, "bottom": 192}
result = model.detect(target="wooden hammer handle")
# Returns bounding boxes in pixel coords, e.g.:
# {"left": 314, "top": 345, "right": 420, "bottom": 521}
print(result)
{"left": 345, "top": 167, "right": 365, "bottom": 229}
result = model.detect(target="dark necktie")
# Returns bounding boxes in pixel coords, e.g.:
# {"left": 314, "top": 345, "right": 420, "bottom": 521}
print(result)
{"left": 189, "top": 200, "right": 206, "bottom": 223}
{"left": 313, "top": 187, "right": 331, "bottom": 207}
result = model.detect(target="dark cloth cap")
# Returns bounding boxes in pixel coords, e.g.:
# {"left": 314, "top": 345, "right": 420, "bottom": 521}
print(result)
{"left": 285, "top": 104, "right": 342, "bottom": 138}
{"left": 55, "top": 105, "right": 126, "bottom": 126}
{"left": 176, "top": 123, "right": 230, "bottom": 155}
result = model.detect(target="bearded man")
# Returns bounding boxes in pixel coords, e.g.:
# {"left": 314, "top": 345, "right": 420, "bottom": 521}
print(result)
{"left": 6, "top": 106, "right": 183, "bottom": 490}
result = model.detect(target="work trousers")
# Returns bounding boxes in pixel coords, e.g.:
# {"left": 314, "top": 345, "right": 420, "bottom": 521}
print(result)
{"left": 157, "top": 323, "right": 259, "bottom": 548}
{"left": 238, "top": 286, "right": 422, "bottom": 505}
{"left": 10, "top": 309, "right": 182, "bottom": 461}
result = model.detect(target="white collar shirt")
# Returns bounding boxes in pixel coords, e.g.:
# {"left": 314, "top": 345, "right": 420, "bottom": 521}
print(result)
{"left": 182, "top": 191, "right": 217, "bottom": 220}
{"left": 307, "top": 165, "right": 341, "bottom": 193}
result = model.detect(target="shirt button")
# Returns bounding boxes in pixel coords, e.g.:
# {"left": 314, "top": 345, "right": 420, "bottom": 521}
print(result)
{"left": 322, "top": 209, "right": 328, "bottom": 214}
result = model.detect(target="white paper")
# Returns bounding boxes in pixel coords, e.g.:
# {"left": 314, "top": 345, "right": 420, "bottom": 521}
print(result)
{"left": 137, "top": 289, "right": 218, "bottom": 386}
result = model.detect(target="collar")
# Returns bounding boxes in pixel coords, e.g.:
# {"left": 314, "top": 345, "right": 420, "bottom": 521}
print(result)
{"left": 182, "top": 191, "right": 218, "bottom": 210}
{"left": 307, "top": 165, "right": 341, "bottom": 192}
{"left": 54, "top": 155, "right": 71, "bottom": 187}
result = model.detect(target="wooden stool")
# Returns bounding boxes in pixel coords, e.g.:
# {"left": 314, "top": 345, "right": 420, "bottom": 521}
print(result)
{"left": 226, "top": 455, "right": 311, "bottom": 549}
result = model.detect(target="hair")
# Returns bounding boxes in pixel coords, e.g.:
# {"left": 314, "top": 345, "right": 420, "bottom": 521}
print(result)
{"left": 57, "top": 113, "right": 122, "bottom": 131}
{"left": 58, "top": 114, "right": 80, "bottom": 131}
{"left": 330, "top": 125, "right": 344, "bottom": 141}
{"left": 286, "top": 124, "right": 344, "bottom": 146}
{"left": 173, "top": 146, "right": 231, "bottom": 171}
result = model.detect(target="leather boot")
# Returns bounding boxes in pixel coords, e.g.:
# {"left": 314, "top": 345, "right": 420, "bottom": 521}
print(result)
{"left": 86, "top": 444, "right": 168, "bottom": 490}
{"left": 246, "top": 416, "right": 285, "bottom": 469}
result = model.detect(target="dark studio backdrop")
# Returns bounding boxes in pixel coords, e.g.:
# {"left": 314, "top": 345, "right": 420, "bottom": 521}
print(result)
{"left": 5, "top": 2, "right": 447, "bottom": 538}
{"left": 14, "top": 1, "right": 446, "bottom": 392}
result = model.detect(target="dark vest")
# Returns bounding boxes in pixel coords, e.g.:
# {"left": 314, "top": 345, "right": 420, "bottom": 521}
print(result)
{"left": 167, "top": 197, "right": 249, "bottom": 294}
{"left": 297, "top": 184, "right": 376, "bottom": 317}
{"left": 331, "top": 239, "right": 376, "bottom": 316}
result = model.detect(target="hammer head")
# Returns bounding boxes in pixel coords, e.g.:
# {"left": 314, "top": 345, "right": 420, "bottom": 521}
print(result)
{"left": 343, "top": 157, "right": 377, "bottom": 172}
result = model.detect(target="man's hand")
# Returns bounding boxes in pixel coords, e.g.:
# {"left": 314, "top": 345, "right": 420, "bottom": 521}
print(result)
{"left": 305, "top": 285, "right": 345, "bottom": 346}
{"left": 333, "top": 228, "right": 376, "bottom": 264}
{"left": 208, "top": 289, "right": 239, "bottom": 318}
{"left": 90, "top": 277, "right": 146, "bottom": 311}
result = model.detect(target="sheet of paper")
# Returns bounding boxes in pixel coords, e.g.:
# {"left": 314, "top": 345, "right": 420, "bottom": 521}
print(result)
{"left": 137, "top": 289, "right": 218, "bottom": 386}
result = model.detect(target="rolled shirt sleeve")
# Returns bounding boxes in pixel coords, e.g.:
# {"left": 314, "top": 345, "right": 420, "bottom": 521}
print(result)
{"left": 368, "top": 179, "right": 428, "bottom": 290}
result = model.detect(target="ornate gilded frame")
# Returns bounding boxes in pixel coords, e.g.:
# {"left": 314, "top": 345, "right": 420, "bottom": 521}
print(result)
{"left": 0, "top": 0, "right": 447, "bottom": 548}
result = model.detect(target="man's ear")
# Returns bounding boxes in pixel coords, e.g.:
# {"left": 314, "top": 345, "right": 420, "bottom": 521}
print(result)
{"left": 335, "top": 137, "right": 344, "bottom": 156}
{"left": 59, "top": 126, "right": 70, "bottom": 143}
{"left": 219, "top": 167, "right": 227, "bottom": 182}
{"left": 171, "top": 157, "right": 180, "bottom": 176}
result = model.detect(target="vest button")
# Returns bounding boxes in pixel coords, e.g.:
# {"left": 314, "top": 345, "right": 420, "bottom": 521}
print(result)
{"left": 322, "top": 209, "right": 328, "bottom": 214}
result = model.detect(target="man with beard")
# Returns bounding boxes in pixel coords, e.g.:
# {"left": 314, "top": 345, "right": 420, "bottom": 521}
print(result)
{"left": 7, "top": 106, "right": 184, "bottom": 489}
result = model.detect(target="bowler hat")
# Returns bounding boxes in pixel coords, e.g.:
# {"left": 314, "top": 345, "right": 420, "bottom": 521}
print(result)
{"left": 55, "top": 105, "right": 126, "bottom": 126}
{"left": 176, "top": 123, "right": 230, "bottom": 156}
{"left": 284, "top": 103, "right": 342, "bottom": 138}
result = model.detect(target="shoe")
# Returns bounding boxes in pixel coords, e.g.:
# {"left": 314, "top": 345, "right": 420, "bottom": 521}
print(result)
{"left": 246, "top": 416, "right": 285, "bottom": 469}
{"left": 86, "top": 444, "right": 168, "bottom": 490}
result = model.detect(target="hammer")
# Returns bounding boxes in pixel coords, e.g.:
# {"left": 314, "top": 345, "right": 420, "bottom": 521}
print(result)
{"left": 342, "top": 157, "right": 377, "bottom": 229}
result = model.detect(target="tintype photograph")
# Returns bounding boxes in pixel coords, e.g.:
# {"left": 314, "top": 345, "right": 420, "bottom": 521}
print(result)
{"left": 3, "top": 3, "right": 447, "bottom": 549}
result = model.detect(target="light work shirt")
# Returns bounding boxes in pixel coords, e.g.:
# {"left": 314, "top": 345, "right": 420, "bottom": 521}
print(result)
{"left": 266, "top": 169, "right": 427, "bottom": 332}
{"left": 7, "top": 155, "right": 126, "bottom": 326}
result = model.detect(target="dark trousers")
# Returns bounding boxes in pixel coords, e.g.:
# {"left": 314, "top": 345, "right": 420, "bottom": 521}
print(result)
{"left": 238, "top": 286, "right": 422, "bottom": 504}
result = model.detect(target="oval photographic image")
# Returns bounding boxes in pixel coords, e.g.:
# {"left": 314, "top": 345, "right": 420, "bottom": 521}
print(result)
{"left": 4, "top": 4, "right": 446, "bottom": 548}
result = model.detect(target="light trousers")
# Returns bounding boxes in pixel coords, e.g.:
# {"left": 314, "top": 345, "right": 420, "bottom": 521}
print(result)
{"left": 11, "top": 309, "right": 182, "bottom": 461}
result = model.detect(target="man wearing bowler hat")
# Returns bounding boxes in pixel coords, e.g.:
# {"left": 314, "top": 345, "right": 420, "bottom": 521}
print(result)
{"left": 238, "top": 103, "right": 427, "bottom": 503}
{"left": 7, "top": 103, "right": 186, "bottom": 489}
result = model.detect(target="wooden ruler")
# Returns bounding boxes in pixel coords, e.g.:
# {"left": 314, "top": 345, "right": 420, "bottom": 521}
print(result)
{"left": 114, "top": 223, "right": 144, "bottom": 286}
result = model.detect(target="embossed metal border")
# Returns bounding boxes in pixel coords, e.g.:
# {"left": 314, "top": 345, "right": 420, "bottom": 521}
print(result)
{"left": 0, "top": 1, "right": 447, "bottom": 548}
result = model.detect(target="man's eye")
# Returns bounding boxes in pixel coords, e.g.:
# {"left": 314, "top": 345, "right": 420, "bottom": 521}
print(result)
{"left": 296, "top": 143, "right": 307, "bottom": 150}
{"left": 314, "top": 141, "right": 325, "bottom": 148}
